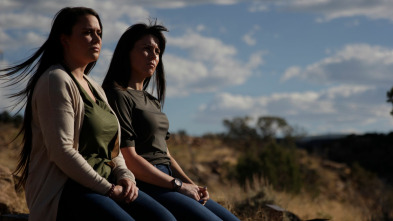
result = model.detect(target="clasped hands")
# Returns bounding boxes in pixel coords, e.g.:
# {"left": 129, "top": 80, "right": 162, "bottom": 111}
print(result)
{"left": 109, "top": 178, "right": 139, "bottom": 203}
{"left": 109, "top": 178, "right": 209, "bottom": 205}
{"left": 179, "top": 183, "right": 209, "bottom": 205}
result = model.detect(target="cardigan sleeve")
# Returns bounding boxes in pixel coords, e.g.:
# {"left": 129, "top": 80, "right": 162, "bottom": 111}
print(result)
{"left": 33, "top": 68, "right": 111, "bottom": 194}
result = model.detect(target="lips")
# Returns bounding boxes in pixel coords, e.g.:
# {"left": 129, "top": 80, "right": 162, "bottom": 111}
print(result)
{"left": 91, "top": 46, "right": 100, "bottom": 52}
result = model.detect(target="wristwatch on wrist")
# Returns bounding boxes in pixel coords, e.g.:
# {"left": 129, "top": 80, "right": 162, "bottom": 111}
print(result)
{"left": 172, "top": 178, "right": 182, "bottom": 191}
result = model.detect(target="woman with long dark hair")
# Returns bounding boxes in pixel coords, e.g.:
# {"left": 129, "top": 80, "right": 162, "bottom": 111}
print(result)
{"left": 1, "top": 7, "right": 175, "bottom": 221}
{"left": 103, "top": 21, "right": 240, "bottom": 221}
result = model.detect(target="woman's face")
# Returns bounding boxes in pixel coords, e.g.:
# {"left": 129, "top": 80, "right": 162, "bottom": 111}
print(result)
{"left": 61, "top": 14, "right": 102, "bottom": 67}
{"left": 129, "top": 34, "right": 160, "bottom": 80}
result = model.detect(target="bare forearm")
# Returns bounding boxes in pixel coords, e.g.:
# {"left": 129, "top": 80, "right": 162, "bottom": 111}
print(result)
{"left": 168, "top": 152, "right": 194, "bottom": 184}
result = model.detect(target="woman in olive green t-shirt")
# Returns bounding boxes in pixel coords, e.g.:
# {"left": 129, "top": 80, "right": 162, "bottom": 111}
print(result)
{"left": 103, "top": 22, "right": 240, "bottom": 221}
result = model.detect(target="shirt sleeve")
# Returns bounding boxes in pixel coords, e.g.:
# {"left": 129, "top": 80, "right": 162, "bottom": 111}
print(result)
{"left": 105, "top": 88, "right": 137, "bottom": 148}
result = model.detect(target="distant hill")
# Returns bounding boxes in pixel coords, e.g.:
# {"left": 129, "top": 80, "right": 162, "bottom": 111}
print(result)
{"left": 296, "top": 132, "right": 393, "bottom": 184}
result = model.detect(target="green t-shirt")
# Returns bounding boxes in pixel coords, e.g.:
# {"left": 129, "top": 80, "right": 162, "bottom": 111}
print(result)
{"left": 71, "top": 75, "right": 118, "bottom": 180}
{"left": 105, "top": 87, "right": 171, "bottom": 165}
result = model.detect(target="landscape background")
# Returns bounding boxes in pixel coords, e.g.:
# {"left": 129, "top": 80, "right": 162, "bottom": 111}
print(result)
{"left": 0, "top": 113, "right": 392, "bottom": 220}
{"left": 1, "top": 0, "right": 393, "bottom": 136}
{"left": 1, "top": 1, "right": 393, "bottom": 220}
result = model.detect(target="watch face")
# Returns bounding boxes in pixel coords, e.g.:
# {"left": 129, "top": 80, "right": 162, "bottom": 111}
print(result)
{"left": 175, "top": 179, "right": 182, "bottom": 186}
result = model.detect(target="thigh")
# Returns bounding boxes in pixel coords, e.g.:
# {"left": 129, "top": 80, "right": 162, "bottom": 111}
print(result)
{"left": 120, "top": 190, "right": 176, "bottom": 221}
{"left": 204, "top": 199, "right": 240, "bottom": 221}
{"left": 57, "top": 180, "right": 134, "bottom": 221}
{"left": 142, "top": 186, "right": 222, "bottom": 221}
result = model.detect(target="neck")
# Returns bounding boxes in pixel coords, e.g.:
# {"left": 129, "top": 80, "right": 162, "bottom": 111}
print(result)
{"left": 63, "top": 58, "right": 87, "bottom": 80}
{"left": 128, "top": 78, "right": 145, "bottom": 91}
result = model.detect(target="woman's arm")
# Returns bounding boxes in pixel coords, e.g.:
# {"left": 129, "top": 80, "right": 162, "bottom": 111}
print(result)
{"left": 121, "top": 146, "right": 202, "bottom": 201}
{"left": 168, "top": 149, "right": 209, "bottom": 204}
{"left": 121, "top": 146, "right": 174, "bottom": 189}
{"left": 167, "top": 149, "right": 194, "bottom": 184}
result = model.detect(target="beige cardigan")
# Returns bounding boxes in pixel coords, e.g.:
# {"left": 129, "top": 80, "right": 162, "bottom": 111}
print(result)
{"left": 25, "top": 64, "right": 135, "bottom": 221}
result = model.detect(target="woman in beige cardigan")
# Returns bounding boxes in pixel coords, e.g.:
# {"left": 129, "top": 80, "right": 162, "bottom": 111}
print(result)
{"left": 0, "top": 7, "right": 175, "bottom": 221}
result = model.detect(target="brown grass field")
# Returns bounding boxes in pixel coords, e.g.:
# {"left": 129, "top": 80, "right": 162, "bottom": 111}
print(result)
{"left": 0, "top": 124, "right": 391, "bottom": 220}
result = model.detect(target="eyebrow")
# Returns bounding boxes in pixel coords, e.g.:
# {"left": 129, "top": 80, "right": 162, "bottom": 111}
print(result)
{"left": 82, "top": 27, "right": 101, "bottom": 31}
{"left": 143, "top": 43, "right": 160, "bottom": 48}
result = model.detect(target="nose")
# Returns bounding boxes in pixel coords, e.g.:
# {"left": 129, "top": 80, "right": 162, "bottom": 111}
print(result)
{"left": 92, "top": 32, "right": 101, "bottom": 44}
{"left": 149, "top": 49, "right": 158, "bottom": 60}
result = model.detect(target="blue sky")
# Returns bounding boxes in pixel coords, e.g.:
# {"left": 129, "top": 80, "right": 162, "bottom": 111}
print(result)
{"left": 1, "top": 0, "right": 393, "bottom": 136}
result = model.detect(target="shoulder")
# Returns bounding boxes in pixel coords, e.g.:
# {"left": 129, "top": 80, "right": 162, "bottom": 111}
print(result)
{"left": 45, "top": 64, "right": 71, "bottom": 80}
{"left": 105, "top": 86, "right": 128, "bottom": 100}
{"left": 105, "top": 86, "right": 136, "bottom": 107}
{"left": 36, "top": 64, "right": 75, "bottom": 91}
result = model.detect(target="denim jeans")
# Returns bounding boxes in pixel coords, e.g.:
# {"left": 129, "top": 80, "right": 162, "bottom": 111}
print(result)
{"left": 57, "top": 179, "right": 176, "bottom": 221}
{"left": 136, "top": 164, "right": 240, "bottom": 221}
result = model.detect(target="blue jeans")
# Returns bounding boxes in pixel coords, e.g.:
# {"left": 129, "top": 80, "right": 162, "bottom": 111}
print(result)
{"left": 137, "top": 164, "right": 240, "bottom": 221}
{"left": 57, "top": 179, "right": 176, "bottom": 221}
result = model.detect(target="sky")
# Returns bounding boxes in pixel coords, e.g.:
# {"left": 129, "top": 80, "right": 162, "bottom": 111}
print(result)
{"left": 1, "top": 0, "right": 393, "bottom": 136}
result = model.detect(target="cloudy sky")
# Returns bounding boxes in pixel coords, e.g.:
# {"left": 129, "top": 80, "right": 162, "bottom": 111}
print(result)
{"left": 1, "top": 0, "right": 393, "bottom": 136}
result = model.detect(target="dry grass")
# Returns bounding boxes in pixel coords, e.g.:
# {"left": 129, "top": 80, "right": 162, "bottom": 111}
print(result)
{"left": 0, "top": 129, "right": 390, "bottom": 220}
{"left": 0, "top": 124, "right": 29, "bottom": 214}
{"left": 168, "top": 137, "right": 386, "bottom": 220}
{"left": 0, "top": 124, "right": 22, "bottom": 171}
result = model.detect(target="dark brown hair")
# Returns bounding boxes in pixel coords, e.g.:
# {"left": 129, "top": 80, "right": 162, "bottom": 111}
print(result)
{"left": 0, "top": 7, "right": 102, "bottom": 189}
{"left": 102, "top": 20, "right": 168, "bottom": 106}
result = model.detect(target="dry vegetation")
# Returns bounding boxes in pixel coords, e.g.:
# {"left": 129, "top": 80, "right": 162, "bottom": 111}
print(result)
{"left": 167, "top": 134, "right": 392, "bottom": 220}
{"left": 0, "top": 124, "right": 392, "bottom": 220}
{"left": 0, "top": 124, "right": 29, "bottom": 215}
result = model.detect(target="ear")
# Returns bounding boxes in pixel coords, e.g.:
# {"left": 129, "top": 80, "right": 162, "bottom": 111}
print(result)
{"left": 60, "top": 34, "right": 69, "bottom": 49}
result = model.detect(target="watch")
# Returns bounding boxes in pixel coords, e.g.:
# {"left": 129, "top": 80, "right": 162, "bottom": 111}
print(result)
{"left": 172, "top": 178, "right": 182, "bottom": 191}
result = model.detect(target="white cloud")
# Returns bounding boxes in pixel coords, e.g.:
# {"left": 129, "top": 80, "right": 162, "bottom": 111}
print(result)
{"left": 248, "top": 0, "right": 393, "bottom": 22}
{"left": 242, "top": 25, "right": 260, "bottom": 46}
{"left": 196, "top": 85, "right": 392, "bottom": 135}
{"left": 0, "top": 0, "right": 150, "bottom": 53}
{"left": 281, "top": 44, "right": 393, "bottom": 87}
{"left": 165, "top": 30, "right": 265, "bottom": 97}
{"left": 280, "top": 0, "right": 393, "bottom": 22}
{"left": 243, "top": 34, "right": 256, "bottom": 46}
{"left": 248, "top": 2, "right": 270, "bottom": 13}
{"left": 196, "top": 43, "right": 393, "bottom": 135}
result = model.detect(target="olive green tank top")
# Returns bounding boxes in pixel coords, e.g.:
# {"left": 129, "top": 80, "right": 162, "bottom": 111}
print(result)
{"left": 70, "top": 74, "right": 118, "bottom": 180}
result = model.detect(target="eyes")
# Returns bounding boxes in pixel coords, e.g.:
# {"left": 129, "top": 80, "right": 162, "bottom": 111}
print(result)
{"left": 83, "top": 29, "right": 102, "bottom": 38}
{"left": 143, "top": 45, "right": 160, "bottom": 56}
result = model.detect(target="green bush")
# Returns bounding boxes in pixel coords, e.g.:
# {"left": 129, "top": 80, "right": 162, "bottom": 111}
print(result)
{"left": 235, "top": 143, "right": 302, "bottom": 193}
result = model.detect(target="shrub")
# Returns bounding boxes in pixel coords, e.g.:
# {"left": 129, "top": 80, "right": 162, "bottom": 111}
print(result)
{"left": 235, "top": 143, "right": 302, "bottom": 193}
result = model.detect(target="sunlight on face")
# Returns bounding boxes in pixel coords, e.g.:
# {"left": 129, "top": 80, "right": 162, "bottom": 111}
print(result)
{"left": 62, "top": 14, "right": 102, "bottom": 67}
{"left": 129, "top": 34, "right": 160, "bottom": 82}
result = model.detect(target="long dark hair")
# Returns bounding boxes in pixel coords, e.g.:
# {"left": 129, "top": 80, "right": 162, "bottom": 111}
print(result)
{"left": 0, "top": 7, "right": 102, "bottom": 189}
{"left": 102, "top": 21, "right": 168, "bottom": 106}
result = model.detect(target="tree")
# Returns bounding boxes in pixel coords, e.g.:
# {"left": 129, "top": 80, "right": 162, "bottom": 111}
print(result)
{"left": 387, "top": 87, "right": 393, "bottom": 116}
{"left": 223, "top": 116, "right": 258, "bottom": 142}
{"left": 0, "top": 111, "right": 12, "bottom": 123}
{"left": 256, "top": 116, "right": 293, "bottom": 141}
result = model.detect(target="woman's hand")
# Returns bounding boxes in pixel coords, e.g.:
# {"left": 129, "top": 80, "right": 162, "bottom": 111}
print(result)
{"left": 110, "top": 178, "right": 139, "bottom": 203}
{"left": 110, "top": 185, "right": 124, "bottom": 202}
{"left": 178, "top": 183, "right": 201, "bottom": 201}
{"left": 118, "top": 178, "right": 139, "bottom": 203}
{"left": 198, "top": 186, "right": 209, "bottom": 205}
